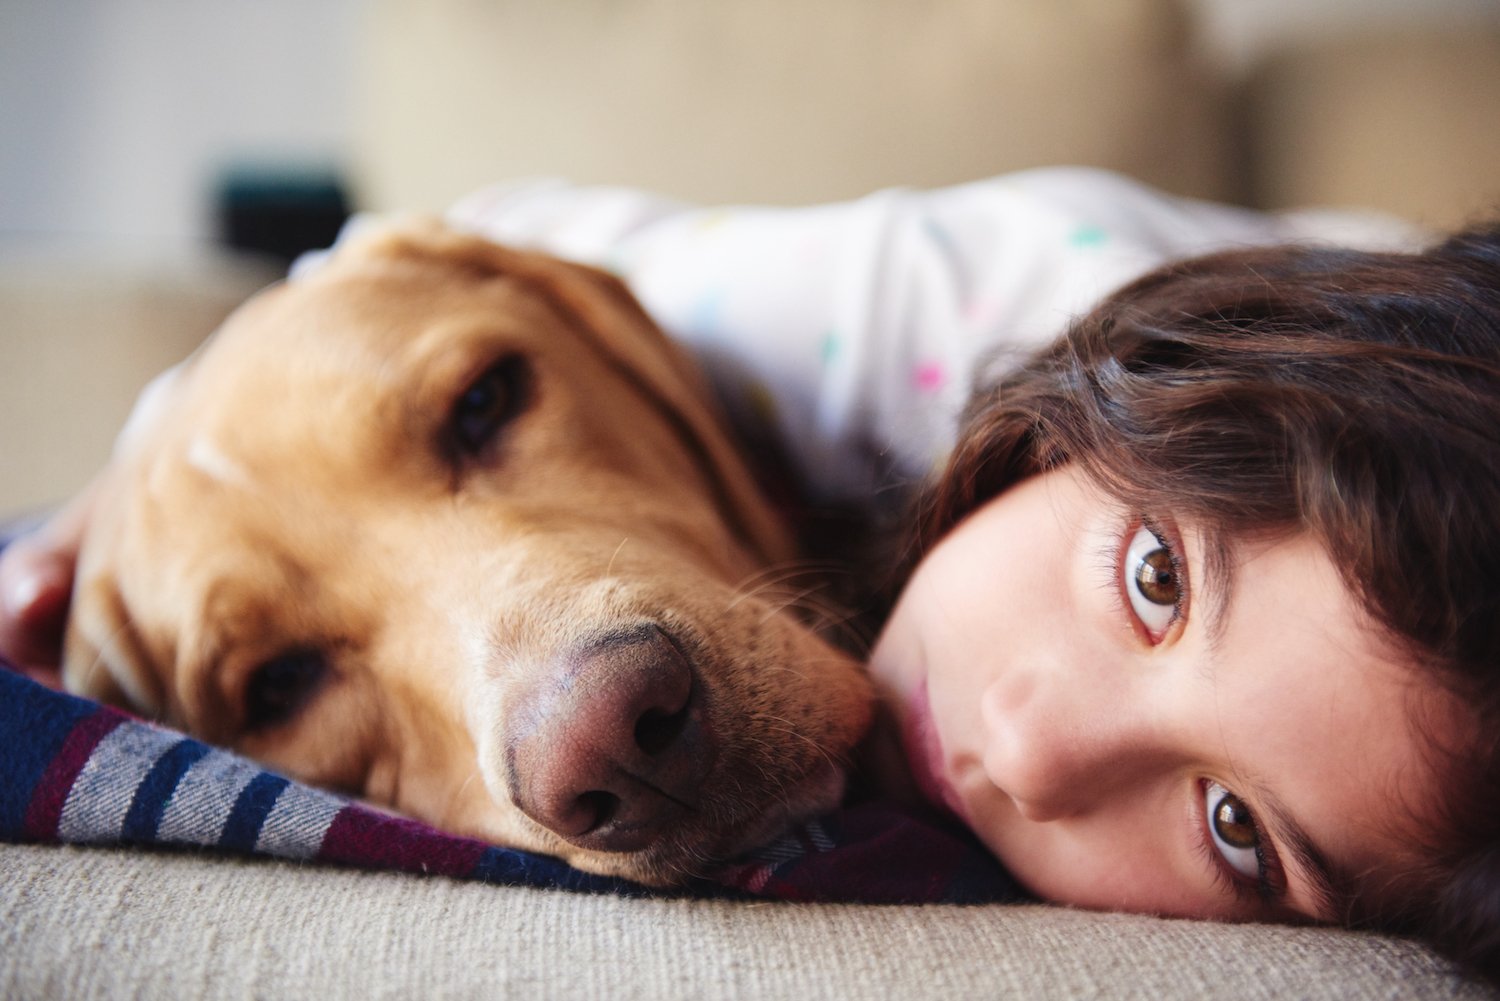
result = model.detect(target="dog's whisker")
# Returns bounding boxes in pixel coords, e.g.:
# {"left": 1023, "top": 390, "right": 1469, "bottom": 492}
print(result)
{"left": 755, "top": 584, "right": 838, "bottom": 626}
{"left": 733, "top": 735, "right": 804, "bottom": 799}
{"left": 752, "top": 713, "right": 841, "bottom": 774}
{"left": 724, "top": 575, "right": 811, "bottom": 611}
{"left": 453, "top": 767, "right": 483, "bottom": 801}
{"left": 82, "top": 628, "right": 126, "bottom": 689}
{"left": 736, "top": 585, "right": 849, "bottom": 631}
{"left": 604, "top": 536, "right": 630, "bottom": 577}
{"left": 788, "top": 587, "right": 872, "bottom": 638}
{"left": 758, "top": 725, "right": 836, "bottom": 769}
{"left": 733, "top": 557, "right": 848, "bottom": 584}
{"left": 726, "top": 560, "right": 805, "bottom": 593}
{"left": 723, "top": 560, "right": 849, "bottom": 610}
{"left": 739, "top": 571, "right": 842, "bottom": 608}
{"left": 748, "top": 584, "right": 867, "bottom": 648}
{"left": 750, "top": 664, "right": 810, "bottom": 682}
{"left": 80, "top": 615, "right": 154, "bottom": 713}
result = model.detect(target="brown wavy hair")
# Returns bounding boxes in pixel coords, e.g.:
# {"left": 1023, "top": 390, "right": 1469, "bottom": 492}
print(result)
{"left": 903, "top": 223, "right": 1500, "bottom": 982}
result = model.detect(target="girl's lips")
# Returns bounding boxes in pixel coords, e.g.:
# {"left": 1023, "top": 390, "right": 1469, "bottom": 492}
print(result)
{"left": 902, "top": 680, "right": 968, "bottom": 824}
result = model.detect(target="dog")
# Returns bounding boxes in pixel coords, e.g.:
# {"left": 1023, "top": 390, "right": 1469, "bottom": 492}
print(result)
{"left": 60, "top": 223, "right": 874, "bottom": 884}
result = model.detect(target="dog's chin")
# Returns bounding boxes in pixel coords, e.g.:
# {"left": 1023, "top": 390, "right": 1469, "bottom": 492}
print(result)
{"left": 550, "top": 756, "right": 850, "bottom": 886}
{"left": 715, "top": 753, "right": 850, "bottom": 860}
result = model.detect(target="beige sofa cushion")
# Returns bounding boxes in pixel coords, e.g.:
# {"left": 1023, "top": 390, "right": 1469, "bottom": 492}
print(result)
{"left": 1246, "top": 29, "right": 1500, "bottom": 230}
{"left": 354, "top": 0, "right": 1232, "bottom": 211}
{"left": 2, "top": 843, "right": 1487, "bottom": 1001}
{"left": 0, "top": 255, "right": 276, "bottom": 516}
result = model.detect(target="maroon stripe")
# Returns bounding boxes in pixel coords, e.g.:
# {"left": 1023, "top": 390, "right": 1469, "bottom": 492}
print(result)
{"left": 318, "top": 805, "right": 490, "bottom": 877}
{"left": 23, "top": 709, "right": 127, "bottom": 840}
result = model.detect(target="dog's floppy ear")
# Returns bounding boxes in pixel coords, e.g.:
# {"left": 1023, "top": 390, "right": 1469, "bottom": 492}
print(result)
{"left": 332, "top": 222, "right": 796, "bottom": 566}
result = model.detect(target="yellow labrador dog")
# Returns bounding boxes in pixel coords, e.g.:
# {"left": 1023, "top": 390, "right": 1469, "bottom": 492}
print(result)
{"left": 61, "top": 224, "right": 874, "bottom": 884}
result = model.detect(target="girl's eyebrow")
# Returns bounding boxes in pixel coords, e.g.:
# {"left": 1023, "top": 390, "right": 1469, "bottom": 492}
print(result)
{"left": 1187, "top": 527, "right": 1234, "bottom": 657}
{"left": 1256, "top": 786, "right": 1359, "bottom": 923}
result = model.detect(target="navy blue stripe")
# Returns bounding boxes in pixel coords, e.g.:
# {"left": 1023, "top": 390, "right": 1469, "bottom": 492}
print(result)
{"left": 0, "top": 668, "right": 97, "bottom": 837}
{"left": 121, "top": 739, "right": 211, "bottom": 840}
{"left": 471, "top": 845, "right": 647, "bottom": 896}
{"left": 219, "top": 772, "right": 290, "bottom": 852}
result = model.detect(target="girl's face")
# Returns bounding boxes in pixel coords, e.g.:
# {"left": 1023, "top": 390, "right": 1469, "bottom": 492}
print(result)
{"left": 868, "top": 465, "right": 1457, "bottom": 922}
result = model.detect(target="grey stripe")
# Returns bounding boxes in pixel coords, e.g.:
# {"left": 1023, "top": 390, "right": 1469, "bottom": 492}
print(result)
{"left": 57, "top": 722, "right": 181, "bottom": 842}
{"left": 155, "top": 749, "right": 262, "bottom": 846}
{"left": 254, "top": 781, "right": 347, "bottom": 859}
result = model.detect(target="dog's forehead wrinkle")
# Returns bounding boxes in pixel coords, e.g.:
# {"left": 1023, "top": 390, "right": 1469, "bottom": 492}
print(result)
{"left": 114, "top": 363, "right": 187, "bottom": 459}
{"left": 183, "top": 432, "right": 258, "bottom": 492}
{"left": 76, "top": 573, "right": 168, "bottom": 718}
{"left": 161, "top": 512, "right": 356, "bottom": 665}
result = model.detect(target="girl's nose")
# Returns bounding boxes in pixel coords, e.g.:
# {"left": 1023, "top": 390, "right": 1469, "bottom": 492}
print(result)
{"left": 978, "top": 663, "right": 1178, "bottom": 822}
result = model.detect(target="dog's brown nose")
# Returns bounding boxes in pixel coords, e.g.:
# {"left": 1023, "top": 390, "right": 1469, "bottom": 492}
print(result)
{"left": 505, "top": 625, "right": 716, "bottom": 853}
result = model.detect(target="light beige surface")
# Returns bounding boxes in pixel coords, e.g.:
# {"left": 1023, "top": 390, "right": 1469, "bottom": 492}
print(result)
{"left": 0, "top": 254, "right": 276, "bottom": 516}
{"left": 1247, "top": 30, "right": 1500, "bottom": 229}
{"left": 1, "top": 842, "right": 1490, "bottom": 1001}
{"left": 354, "top": 0, "right": 1500, "bottom": 230}
{"left": 354, "top": 0, "right": 1235, "bottom": 211}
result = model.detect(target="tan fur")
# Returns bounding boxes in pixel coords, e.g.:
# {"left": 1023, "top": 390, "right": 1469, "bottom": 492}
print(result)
{"left": 61, "top": 224, "right": 873, "bottom": 883}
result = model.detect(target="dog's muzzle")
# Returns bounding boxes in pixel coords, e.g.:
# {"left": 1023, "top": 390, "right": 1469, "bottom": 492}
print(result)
{"left": 503, "top": 624, "right": 717, "bottom": 853}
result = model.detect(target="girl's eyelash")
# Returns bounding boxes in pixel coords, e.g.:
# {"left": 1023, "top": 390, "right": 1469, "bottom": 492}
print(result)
{"left": 1193, "top": 822, "right": 1265, "bottom": 905}
{"left": 1095, "top": 514, "right": 1190, "bottom": 642}
{"left": 1138, "top": 514, "right": 1188, "bottom": 624}
{"left": 1090, "top": 534, "right": 1124, "bottom": 598}
{"left": 1193, "top": 780, "right": 1287, "bottom": 907}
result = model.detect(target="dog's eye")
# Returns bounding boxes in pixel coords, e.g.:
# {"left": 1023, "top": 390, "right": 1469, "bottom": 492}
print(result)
{"left": 243, "top": 650, "right": 328, "bottom": 730}
{"left": 451, "top": 355, "right": 531, "bottom": 457}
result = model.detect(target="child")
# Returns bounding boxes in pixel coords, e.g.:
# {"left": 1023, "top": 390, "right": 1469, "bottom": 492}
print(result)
{"left": 868, "top": 224, "right": 1500, "bottom": 983}
{"left": 2, "top": 170, "right": 1495, "bottom": 980}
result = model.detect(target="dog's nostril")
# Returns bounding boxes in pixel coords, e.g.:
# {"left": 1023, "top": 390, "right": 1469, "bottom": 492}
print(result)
{"left": 577, "top": 790, "right": 620, "bottom": 833}
{"left": 505, "top": 625, "right": 717, "bottom": 851}
{"left": 634, "top": 704, "right": 690, "bottom": 756}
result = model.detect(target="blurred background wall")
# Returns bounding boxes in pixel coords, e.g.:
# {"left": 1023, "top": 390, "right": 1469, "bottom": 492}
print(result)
{"left": 2, "top": 0, "right": 361, "bottom": 255}
{"left": 2, "top": 0, "right": 1499, "bottom": 514}
{"left": 3, "top": 0, "right": 1498, "bottom": 256}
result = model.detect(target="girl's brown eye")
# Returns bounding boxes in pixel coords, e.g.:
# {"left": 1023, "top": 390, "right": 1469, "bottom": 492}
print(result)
{"left": 1123, "top": 523, "right": 1183, "bottom": 638}
{"left": 1205, "top": 780, "right": 1263, "bottom": 881}
{"left": 1212, "top": 790, "right": 1258, "bottom": 850}
{"left": 1134, "top": 547, "right": 1177, "bottom": 605}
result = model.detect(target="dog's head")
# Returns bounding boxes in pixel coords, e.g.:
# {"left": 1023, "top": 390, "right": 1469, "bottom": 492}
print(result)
{"left": 62, "top": 224, "right": 873, "bottom": 883}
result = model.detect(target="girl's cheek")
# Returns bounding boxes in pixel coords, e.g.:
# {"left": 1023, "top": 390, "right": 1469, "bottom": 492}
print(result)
{"left": 868, "top": 565, "right": 946, "bottom": 696}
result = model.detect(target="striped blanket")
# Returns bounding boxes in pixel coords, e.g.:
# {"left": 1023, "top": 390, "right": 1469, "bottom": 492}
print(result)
{"left": 0, "top": 663, "right": 1018, "bottom": 904}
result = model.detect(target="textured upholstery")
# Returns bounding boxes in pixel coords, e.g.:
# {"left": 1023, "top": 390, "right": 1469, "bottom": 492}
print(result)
{"left": 3, "top": 843, "right": 1489, "bottom": 1001}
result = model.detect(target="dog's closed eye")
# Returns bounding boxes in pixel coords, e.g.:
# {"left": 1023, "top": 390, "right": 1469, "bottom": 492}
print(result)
{"left": 450, "top": 354, "right": 532, "bottom": 458}
{"left": 243, "top": 649, "right": 329, "bottom": 730}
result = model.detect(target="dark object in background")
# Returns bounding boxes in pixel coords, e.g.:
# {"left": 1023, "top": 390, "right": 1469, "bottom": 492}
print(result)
{"left": 215, "top": 167, "right": 351, "bottom": 263}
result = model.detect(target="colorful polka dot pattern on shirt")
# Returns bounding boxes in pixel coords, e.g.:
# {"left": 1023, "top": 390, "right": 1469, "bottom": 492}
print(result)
{"left": 912, "top": 361, "right": 947, "bottom": 393}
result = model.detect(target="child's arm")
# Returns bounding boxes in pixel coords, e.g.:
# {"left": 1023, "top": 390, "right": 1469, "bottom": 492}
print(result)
{"left": 0, "top": 480, "right": 99, "bottom": 679}
{"left": 446, "top": 180, "right": 897, "bottom": 504}
{"left": 446, "top": 170, "right": 1426, "bottom": 508}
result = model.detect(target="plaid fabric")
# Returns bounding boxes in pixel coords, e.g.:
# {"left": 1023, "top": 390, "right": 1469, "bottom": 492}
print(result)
{"left": 0, "top": 664, "right": 1018, "bottom": 904}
